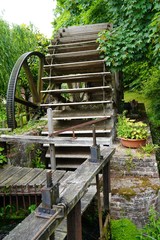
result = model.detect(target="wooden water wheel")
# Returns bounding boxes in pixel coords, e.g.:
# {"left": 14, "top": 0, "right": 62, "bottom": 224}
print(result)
{"left": 6, "top": 51, "right": 46, "bottom": 129}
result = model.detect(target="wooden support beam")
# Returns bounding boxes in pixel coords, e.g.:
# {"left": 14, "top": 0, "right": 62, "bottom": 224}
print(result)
{"left": 67, "top": 200, "right": 82, "bottom": 240}
{"left": 103, "top": 161, "right": 110, "bottom": 211}
{"left": 96, "top": 174, "right": 103, "bottom": 239}
{"left": 3, "top": 148, "right": 115, "bottom": 240}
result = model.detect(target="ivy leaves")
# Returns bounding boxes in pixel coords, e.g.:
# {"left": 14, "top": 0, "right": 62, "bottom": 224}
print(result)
{"left": 97, "top": 0, "right": 159, "bottom": 69}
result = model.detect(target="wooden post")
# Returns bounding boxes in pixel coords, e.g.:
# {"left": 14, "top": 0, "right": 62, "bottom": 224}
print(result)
{"left": 102, "top": 161, "right": 110, "bottom": 211}
{"left": 96, "top": 174, "right": 103, "bottom": 239}
{"left": 47, "top": 108, "right": 56, "bottom": 170}
{"left": 102, "top": 161, "right": 111, "bottom": 239}
{"left": 67, "top": 200, "right": 82, "bottom": 240}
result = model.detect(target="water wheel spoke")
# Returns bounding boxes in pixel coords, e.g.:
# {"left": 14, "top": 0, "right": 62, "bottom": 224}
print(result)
{"left": 37, "top": 57, "right": 44, "bottom": 102}
{"left": 23, "top": 60, "right": 40, "bottom": 103}
{"left": 15, "top": 97, "right": 39, "bottom": 109}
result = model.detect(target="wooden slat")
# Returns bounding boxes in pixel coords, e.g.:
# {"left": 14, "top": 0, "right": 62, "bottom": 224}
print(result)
{"left": 0, "top": 166, "right": 22, "bottom": 184}
{"left": 48, "top": 40, "right": 97, "bottom": 49}
{"left": 43, "top": 136, "right": 112, "bottom": 147}
{"left": 43, "top": 59, "right": 104, "bottom": 70}
{"left": 49, "top": 116, "right": 111, "bottom": 121}
{"left": 1, "top": 135, "right": 112, "bottom": 147}
{"left": 46, "top": 49, "right": 99, "bottom": 59}
{"left": 1, "top": 167, "right": 32, "bottom": 187}
{"left": 15, "top": 168, "right": 44, "bottom": 186}
{"left": 40, "top": 100, "right": 112, "bottom": 107}
{"left": 28, "top": 170, "right": 47, "bottom": 186}
{"left": 41, "top": 72, "right": 111, "bottom": 83}
{"left": 41, "top": 86, "right": 112, "bottom": 94}
{"left": 59, "top": 23, "right": 111, "bottom": 35}
{"left": 58, "top": 34, "right": 99, "bottom": 44}
{"left": 48, "top": 41, "right": 98, "bottom": 54}
{"left": 46, "top": 148, "right": 89, "bottom": 159}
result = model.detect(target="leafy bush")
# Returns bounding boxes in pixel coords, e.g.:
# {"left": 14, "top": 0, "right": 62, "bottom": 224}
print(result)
{"left": 143, "top": 67, "right": 160, "bottom": 123}
{"left": 0, "top": 147, "right": 7, "bottom": 165}
{"left": 137, "top": 208, "right": 160, "bottom": 240}
{"left": 111, "top": 218, "right": 139, "bottom": 240}
{"left": 117, "top": 113, "right": 148, "bottom": 139}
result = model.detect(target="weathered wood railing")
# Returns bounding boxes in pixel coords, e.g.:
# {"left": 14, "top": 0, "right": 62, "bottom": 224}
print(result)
{"left": 3, "top": 147, "right": 115, "bottom": 240}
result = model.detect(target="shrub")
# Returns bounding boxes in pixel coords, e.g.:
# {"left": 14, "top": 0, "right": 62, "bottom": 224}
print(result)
{"left": 111, "top": 218, "right": 139, "bottom": 240}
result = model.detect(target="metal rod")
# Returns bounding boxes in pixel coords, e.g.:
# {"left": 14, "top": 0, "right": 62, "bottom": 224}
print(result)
{"left": 92, "top": 124, "right": 96, "bottom": 146}
{"left": 49, "top": 144, "right": 56, "bottom": 170}
{"left": 52, "top": 117, "right": 108, "bottom": 136}
{"left": 46, "top": 170, "right": 53, "bottom": 188}
{"left": 47, "top": 108, "right": 54, "bottom": 135}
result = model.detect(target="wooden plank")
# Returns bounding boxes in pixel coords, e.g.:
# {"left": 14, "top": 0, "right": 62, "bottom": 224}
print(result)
{"left": 1, "top": 167, "right": 32, "bottom": 187}
{"left": 0, "top": 166, "right": 22, "bottom": 184}
{"left": 15, "top": 168, "right": 44, "bottom": 186}
{"left": 46, "top": 49, "right": 99, "bottom": 59}
{"left": 46, "top": 148, "right": 89, "bottom": 159}
{"left": 41, "top": 86, "right": 112, "bottom": 94}
{"left": 41, "top": 115, "right": 111, "bottom": 121}
{"left": 59, "top": 23, "right": 111, "bottom": 35}
{"left": 1, "top": 135, "right": 112, "bottom": 147}
{"left": 41, "top": 100, "right": 112, "bottom": 107}
{"left": 52, "top": 115, "right": 110, "bottom": 121}
{"left": 48, "top": 41, "right": 98, "bottom": 54}
{"left": 41, "top": 72, "right": 111, "bottom": 82}
{"left": 28, "top": 170, "right": 47, "bottom": 186}
{"left": 48, "top": 40, "right": 97, "bottom": 49}
{"left": 3, "top": 148, "right": 114, "bottom": 240}
{"left": 58, "top": 34, "right": 99, "bottom": 43}
{"left": 43, "top": 59, "right": 104, "bottom": 70}
{"left": 43, "top": 137, "right": 112, "bottom": 147}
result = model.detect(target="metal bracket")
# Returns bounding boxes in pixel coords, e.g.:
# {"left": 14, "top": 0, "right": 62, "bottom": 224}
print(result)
{"left": 36, "top": 206, "right": 56, "bottom": 219}
{"left": 36, "top": 170, "right": 60, "bottom": 219}
{"left": 36, "top": 204, "right": 66, "bottom": 219}
{"left": 89, "top": 125, "right": 103, "bottom": 163}
{"left": 90, "top": 145, "right": 101, "bottom": 163}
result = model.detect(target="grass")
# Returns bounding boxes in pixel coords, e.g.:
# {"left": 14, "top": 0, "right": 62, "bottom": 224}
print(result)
{"left": 124, "top": 91, "right": 151, "bottom": 115}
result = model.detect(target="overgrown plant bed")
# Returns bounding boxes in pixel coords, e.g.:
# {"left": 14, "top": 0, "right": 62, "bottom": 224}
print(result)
{"left": 110, "top": 143, "right": 160, "bottom": 228}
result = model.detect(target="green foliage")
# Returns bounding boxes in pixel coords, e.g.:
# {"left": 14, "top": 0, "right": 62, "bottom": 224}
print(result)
{"left": 110, "top": 210, "right": 160, "bottom": 240}
{"left": 11, "top": 119, "right": 47, "bottom": 135}
{"left": 117, "top": 112, "right": 148, "bottom": 139}
{"left": 97, "top": 0, "right": 159, "bottom": 70}
{"left": 0, "top": 147, "right": 7, "bottom": 165}
{"left": 0, "top": 204, "right": 36, "bottom": 219}
{"left": 0, "top": 17, "right": 49, "bottom": 101}
{"left": 137, "top": 208, "right": 160, "bottom": 240}
{"left": 53, "top": 0, "right": 111, "bottom": 32}
{"left": 111, "top": 218, "right": 139, "bottom": 240}
{"left": 31, "top": 149, "right": 45, "bottom": 169}
{"left": 143, "top": 67, "right": 160, "bottom": 122}
{"left": 148, "top": 11, "right": 160, "bottom": 64}
{"left": 28, "top": 204, "right": 36, "bottom": 213}
{"left": 123, "top": 61, "right": 151, "bottom": 90}
{"left": 140, "top": 143, "right": 159, "bottom": 156}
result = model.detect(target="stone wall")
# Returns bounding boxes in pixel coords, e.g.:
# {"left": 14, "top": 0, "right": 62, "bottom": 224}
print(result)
{"left": 110, "top": 143, "right": 160, "bottom": 227}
